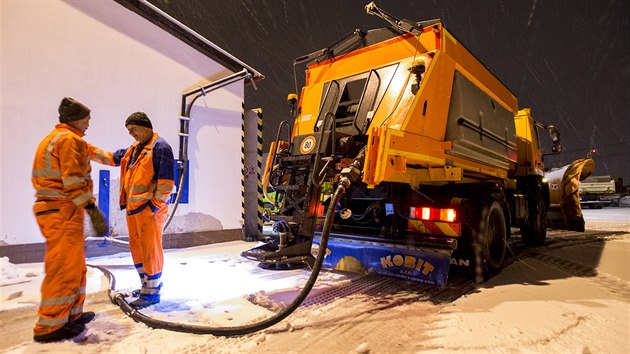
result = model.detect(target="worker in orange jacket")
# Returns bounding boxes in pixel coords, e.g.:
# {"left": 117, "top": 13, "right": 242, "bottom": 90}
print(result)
{"left": 31, "top": 97, "right": 107, "bottom": 343}
{"left": 91, "top": 112, "right": 174, "bottom": 309}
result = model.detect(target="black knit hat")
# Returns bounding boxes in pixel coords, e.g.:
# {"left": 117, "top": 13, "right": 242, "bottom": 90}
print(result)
{"left": 58, "top": 97, "right": 91, "bottom": 123}
{"left": 125, "top": 112, "right": 153, "bottom": 129}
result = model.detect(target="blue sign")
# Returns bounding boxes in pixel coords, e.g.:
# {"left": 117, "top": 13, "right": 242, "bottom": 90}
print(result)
{"left": 313, "top": 237, "right": 452, "bottom": 286}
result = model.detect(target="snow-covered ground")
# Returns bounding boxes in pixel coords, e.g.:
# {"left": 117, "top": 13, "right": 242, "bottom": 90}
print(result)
{"left": 1, "top": 208, "right": 629, "bottom": 354}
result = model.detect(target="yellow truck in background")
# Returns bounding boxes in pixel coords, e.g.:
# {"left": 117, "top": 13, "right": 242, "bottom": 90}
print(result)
{"left": 579, "top": 175, "right": 625, "bottom": 208}
{"left": 243, "top": 3, "right": 590, "bottom": 285}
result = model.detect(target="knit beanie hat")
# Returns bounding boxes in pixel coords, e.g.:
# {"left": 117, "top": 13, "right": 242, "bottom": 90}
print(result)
{"left": 58, "top": 97, "right": 91, "bottom": 123}
{"left": 125, "top": 112, "right": 153, "bottom": 129}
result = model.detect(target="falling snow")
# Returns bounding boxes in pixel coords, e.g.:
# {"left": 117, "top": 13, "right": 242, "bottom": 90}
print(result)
{"left": 151, "top": 0, "right": 630, "bottom": 182}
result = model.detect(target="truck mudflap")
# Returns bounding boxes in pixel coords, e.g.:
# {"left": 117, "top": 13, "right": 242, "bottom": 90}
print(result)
{"left": 545, "top": 157, "right": 595, "bottom": 231}
{"left": 312, "top": 236, "right": 454, "bottom": 286}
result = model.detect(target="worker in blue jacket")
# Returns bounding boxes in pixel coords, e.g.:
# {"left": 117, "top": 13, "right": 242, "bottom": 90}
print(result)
{"left": 90, "top": 112, "right": 174, "bottom": 309}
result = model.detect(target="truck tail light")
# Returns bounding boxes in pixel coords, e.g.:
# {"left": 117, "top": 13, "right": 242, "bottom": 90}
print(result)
{"left": 410, "top": 206, "right": 457, "bottom": 222}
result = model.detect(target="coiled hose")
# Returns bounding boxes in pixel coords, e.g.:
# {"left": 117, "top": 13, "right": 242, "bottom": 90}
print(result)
{"left": 92, "top": 178, "right": 349, "bottom": 335}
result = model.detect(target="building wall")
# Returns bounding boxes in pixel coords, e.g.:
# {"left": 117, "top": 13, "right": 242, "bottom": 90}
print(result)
{"left": 0, "top": 0, "right": 245, "bottom": 246}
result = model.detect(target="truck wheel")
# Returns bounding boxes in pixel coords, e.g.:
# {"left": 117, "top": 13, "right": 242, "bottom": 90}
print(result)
{"left": 521, "top": 197, "right": 547, "bottom": 247}
{"left": 482, "top": 201, "right": 507, "bottom": 272}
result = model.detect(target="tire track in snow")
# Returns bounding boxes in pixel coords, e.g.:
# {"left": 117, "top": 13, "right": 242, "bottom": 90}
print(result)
{"left": 510, "top": 230, "right": 630, "bottom": 301}
{"left": 529, "top": 252, "right": 630, "bottom": 301}
{"left": 256, "top": 274, "right": 476, "bottom": 353}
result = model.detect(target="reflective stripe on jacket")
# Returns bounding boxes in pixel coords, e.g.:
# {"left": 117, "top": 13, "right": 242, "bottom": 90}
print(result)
{"left": 89, "top": 145, "right": 117, "bottom": 167}
{"left": 32, "top": 124, "right": 94, "bottom": 206}
{"left": 119, "top": 133, "right": 174, "bottom": 214}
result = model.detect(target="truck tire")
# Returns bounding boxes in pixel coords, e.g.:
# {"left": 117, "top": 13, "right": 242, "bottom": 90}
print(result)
{"left": 481, "top": 200, "right": 507, "bottom": 272}
{"left": 521, "top": 196, "right": 547, "bottom": 247}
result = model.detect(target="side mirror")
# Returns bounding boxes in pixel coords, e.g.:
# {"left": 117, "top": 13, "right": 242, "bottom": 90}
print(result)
{"left": 547, "top": 125, "right": 562, "bottom": 154}
{"left": 537, "top": 122, "right": 562, "bottom": 154}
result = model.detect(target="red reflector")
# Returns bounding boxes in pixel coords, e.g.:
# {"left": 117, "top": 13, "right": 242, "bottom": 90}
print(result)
{"left": 314, "top": 203, "right": 324, "bottom": 217}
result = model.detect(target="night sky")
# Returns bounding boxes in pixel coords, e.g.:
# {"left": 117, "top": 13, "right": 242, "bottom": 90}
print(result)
{"left": 148, "top": 0, "right": 630, "bottom": 183}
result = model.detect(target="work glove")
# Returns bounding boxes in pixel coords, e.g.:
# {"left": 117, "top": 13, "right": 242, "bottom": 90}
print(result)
{"left": 85, "top": 202, "right": 108, "bottom": 236}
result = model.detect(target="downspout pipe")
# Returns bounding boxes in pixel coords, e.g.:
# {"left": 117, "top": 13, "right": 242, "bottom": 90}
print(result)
{"left": 164, "top": 68, "right": 255, "bottom": 230}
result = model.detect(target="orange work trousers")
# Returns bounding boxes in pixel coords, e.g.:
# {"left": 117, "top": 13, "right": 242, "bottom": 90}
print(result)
{"left": 33, "top": 200, "right": 87, "bottom": 336}
{"left": 126, "top": 205, "right": 167, "bottom": 299}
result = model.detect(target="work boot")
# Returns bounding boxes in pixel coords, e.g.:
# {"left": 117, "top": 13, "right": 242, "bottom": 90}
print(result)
{"left": 33, "top": 322, "right": 86, "bottom": 343}
{"left": 71, "top": 311, "right": 95, "bottom": 325}
{"left": 129, "top": 297, "right": 159, "bottom": 309}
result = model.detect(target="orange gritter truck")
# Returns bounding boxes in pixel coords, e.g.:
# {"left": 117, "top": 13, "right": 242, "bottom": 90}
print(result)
{"left": 242, "top": 2, "right": 591, "bottom": 286}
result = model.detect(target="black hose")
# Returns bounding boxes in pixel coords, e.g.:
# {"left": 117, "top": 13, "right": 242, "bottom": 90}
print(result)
{"left": 162, "top": 95, "right": 195, "bottom": 231}
{"left": 162, "top": 162, "right": 187, "bottom": 231}
{"left": 97, "top": 180, "right": 349, "bottom": 336}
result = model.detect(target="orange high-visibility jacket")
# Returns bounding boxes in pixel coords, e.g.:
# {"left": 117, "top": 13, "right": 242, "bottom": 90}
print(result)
{"left": 90, "top": 133, "right": 174, "bottom": 214}
{"left": 32, "top": 123, "right": 94, "bottom": 206}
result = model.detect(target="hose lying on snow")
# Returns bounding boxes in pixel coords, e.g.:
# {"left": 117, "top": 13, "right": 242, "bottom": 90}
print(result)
{"left": 90, "top": 178, "right": 350, "bottom": 336}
